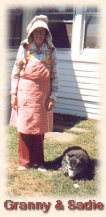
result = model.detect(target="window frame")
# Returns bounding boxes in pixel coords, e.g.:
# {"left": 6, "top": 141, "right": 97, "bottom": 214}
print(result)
{"left": 8, "top": 7, "right": 100, "bottom": 63}
{"left": 71, "top": 7, "right": 100, "bottom": 62}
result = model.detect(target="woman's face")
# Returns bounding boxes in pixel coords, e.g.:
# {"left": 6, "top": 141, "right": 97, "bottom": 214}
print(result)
{"left": 32, "top": 27, "right": 47, "bottom": 48}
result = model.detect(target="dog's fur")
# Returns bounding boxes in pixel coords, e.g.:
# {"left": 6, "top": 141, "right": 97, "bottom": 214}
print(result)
{"left": 60, "top": 146, "right": 92, "bottom": 180}
{"left": 45, "top": 146, "right": 95, "bottom": 180}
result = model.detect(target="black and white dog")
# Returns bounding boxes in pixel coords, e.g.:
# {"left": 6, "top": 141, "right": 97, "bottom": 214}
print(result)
{"left": 60, "top": 146, "right": 92, "bottom": 180}
{"left": 46, "top": 146, "right": 94, "bottom": 184}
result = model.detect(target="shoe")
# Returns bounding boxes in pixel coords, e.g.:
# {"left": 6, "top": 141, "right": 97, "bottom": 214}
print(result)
{"left": 38, "top": 166, "right": 47, "bottom": 172}
{"left": 18, "top": 166, "right": 27, "bottom": 170}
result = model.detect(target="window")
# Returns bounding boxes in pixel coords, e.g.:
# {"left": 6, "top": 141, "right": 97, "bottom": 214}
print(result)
{"left": 34, "top": 7, "right": 74, "bottom": 48}
{"left": 84, "top": 8, "right": 100, "bottom": 49}
{"left": 8, "top": 9, "right": 23, "bottom": 48}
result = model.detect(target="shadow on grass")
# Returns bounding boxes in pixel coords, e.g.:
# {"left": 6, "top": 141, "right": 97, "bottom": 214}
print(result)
{"left": 53, "top": 113, "right": 86, "bottom": 132}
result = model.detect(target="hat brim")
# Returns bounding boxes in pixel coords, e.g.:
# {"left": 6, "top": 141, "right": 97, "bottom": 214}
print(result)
{"left": 27, "top": 20, "right": 52, "bottom": 42}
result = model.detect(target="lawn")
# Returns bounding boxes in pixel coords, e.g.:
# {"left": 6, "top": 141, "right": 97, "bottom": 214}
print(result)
{"left": 7, "top": 114, "right": 100, "bottom": 197}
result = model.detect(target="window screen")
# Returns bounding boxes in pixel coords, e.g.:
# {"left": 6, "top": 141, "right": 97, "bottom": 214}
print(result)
{"left": 84, "top": 8, "right": 100, "bottom": 48}
{"left": 8, "top": 9, "right": 23, "bottom": 48}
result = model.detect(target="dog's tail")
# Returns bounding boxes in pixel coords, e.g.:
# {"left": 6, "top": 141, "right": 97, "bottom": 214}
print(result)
{"left": 44, "top": 156, "right": 62, "bottom": 170}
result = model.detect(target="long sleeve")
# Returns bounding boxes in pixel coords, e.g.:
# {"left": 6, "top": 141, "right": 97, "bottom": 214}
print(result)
{"left": 50, "top": 48, "right": 59, "bottom": 100}
{"left": 10, "top": 45, "right": 25, "bottom": 95}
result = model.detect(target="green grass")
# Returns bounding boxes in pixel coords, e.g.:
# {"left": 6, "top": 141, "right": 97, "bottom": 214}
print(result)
{"left": 7, "top": 114, "right": 99, "bottom": 197}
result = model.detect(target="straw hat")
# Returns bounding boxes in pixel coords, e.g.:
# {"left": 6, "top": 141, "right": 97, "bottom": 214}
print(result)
{"left": 26, "top": 15, "right": 53, "bottom": 46}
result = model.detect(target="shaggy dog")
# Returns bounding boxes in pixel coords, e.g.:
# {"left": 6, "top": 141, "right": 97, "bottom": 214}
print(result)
{"left": 45, "top": 146, "right": 95, "bottom": 184}
{"left": 60, "top": 146, "right": 92, "bottom": 180}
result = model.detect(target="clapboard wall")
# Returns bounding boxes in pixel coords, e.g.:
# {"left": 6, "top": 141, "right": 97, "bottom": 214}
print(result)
{"left": 54, "top": 50, "right": 100, "bottom": 119}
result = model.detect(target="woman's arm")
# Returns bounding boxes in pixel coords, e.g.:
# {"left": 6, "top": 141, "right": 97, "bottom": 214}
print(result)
{"left": 46, "top": 48, "right": 59, "bottom": 111}
{"left": 10, "top": 45, "right": 25, "bottom": 95}
{"left": 10, "top": 45, "right": 25, "bottom": 109}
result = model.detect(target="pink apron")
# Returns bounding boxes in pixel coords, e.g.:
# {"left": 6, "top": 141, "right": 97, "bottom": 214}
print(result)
{"left": 10, "top": 47, "right": 53, "bottom": 134}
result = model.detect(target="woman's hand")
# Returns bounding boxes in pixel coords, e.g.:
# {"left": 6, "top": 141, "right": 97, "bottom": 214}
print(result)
{"left": 11, "top": 94, "right": 17, "bottom": 110}
{"left": 45, "top": 97, "right": 55, "bottom": 111}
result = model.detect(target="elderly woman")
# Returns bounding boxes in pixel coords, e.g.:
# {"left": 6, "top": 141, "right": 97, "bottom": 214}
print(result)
{"left": 10, "top": 15, "right": 58, "bottom": 171}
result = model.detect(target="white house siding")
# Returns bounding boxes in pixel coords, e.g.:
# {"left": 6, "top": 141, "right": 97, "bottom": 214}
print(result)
{"left": 54, "top": 50, "right": 100, "bottom": 119}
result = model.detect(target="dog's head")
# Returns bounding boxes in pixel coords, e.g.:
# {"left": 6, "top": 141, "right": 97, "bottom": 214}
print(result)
{"left": 66, "top": 154, "right": 85, "bottom": 177}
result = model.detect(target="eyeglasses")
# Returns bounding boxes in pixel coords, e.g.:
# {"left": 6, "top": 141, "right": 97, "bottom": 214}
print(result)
{"left": 34, "top": 29, "right": 46, "bottom": 35}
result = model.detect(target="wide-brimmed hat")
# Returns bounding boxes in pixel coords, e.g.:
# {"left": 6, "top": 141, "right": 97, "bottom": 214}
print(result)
{"left": 26, "top": 15, "right": 53, "bottom": 46}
